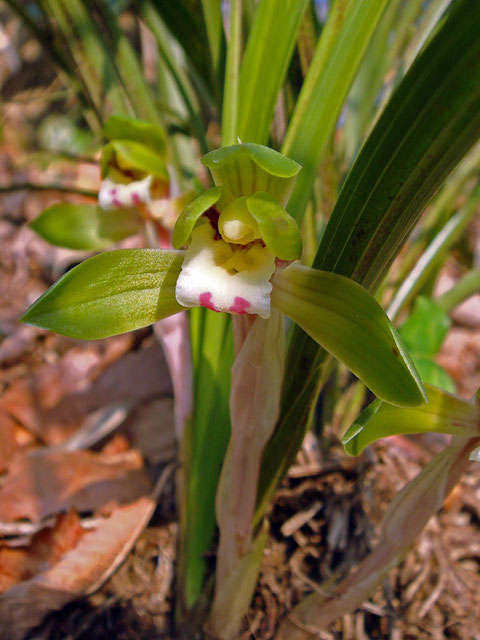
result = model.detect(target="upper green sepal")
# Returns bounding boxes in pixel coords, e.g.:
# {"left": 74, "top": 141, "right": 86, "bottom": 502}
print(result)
{"left": 246, "top": 192, "right": 302, "bottom": 260}
{"left": 202, "top": 143, "right": 301, "bottom": 206}
{"left": 271, "top": 263, "right": 427, "bottom": 407}
{"left": 103, "top": 115, "right": 167, "bottom": 156}
{"left": 29, "top": 203, "right": 142, "bottom": 250}
{"left": 172, "top": 186, "right": 222, "bottom": 248}
{"left": 21, "top": 249, "right": 185, "bottom": 340}
{"left": 101, "top": 140, "right": 169, "bottom": 182}
{"left": 342, "top": 384, "right": 480, "bottom": 456}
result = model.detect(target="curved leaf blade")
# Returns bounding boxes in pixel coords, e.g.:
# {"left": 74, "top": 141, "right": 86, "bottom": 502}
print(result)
{"left": 21, "top": 249, "right": 185, "bottom": 339}
{"left": 237, "top": 0, "right": 308, "bottom": 144}
{"left": 283, "top": 0, "right": 388, "bottom": 220}
{"left": 29, "top": 203, "right": 142, "bottom": 250}
{"left": 343, "top": 384, "right": 480, "bottom": 456}
{"left": 271, "top": 264, "right": 425, "bottom": 407}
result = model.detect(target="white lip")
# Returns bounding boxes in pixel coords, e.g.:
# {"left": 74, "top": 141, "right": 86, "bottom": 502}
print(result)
{"left": 175, "top": 223, "right": 275, "bottom": 318}
{"left": 98, "top": 175, "right": 153, "bottom": 211}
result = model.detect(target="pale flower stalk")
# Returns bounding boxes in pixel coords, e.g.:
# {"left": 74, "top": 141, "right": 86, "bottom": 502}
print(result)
{"left": 209, "top": 310, "right": 285, "bottom": 640}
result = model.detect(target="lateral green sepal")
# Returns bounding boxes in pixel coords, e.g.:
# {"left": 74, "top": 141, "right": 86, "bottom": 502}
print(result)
{"left": 21, "top": 249, "right": 185, "bottom": 340}
{"left": 101, "top": 140, "right": 169, "bottom": 182}
{"left": 172, "top": 186, "right": 223, "bottom": 248}
{"left": 246, "top": 192, "right": 302, "bottom": 260}
{"left": 29, "top": 203, "right": 142, "bottom": 250}
{"left": 271, "top": 263, "right": 426, "bottom": 407}
{"left": 343, "top": 384, "right": 480, "bottom": 456}
{"left": 202, "top": 143, "right": 301, "bottom": 205}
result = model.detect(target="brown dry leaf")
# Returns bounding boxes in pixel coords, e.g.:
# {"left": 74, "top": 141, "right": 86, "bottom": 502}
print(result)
{"left": 0, "top": 448, "right": 151, "bottom": 522}
{"left": 0, "top": 342, "right": 171, "bottom": 444}
{"left": 0, "top": 497, "right": 156, "bottom": 640}
{"left": 0, "top": 347, "right": 102, "bottom": 442}
{"left": 0, "top": 511, "right": 84, "bottom": 594}
{"left": 0, "top": 411, "right": 19, "bottom": 473}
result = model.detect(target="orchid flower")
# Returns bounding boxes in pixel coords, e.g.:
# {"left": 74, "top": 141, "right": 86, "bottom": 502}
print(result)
{"left": 22, "top": 142, "right": 425, "bottom": 408}
{"left": 98, "top": 115, "right": 170, "bottom": 212}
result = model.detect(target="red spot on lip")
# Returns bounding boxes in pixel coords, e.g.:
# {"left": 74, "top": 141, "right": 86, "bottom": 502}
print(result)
{"left": 229, "top": 297, "right": 250, "bottom": 315}
{"left": 110, "top": 188, "right": 122, "bottom": 208}
{"left": 132, "top": 193, "right": 141, "bottom": 205}
{"left": 199, "top": 292, "right": 219, "bottom": 312}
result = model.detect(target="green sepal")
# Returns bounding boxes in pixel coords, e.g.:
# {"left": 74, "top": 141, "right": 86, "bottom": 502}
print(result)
{"left": 21, "top": 249, "right": 185, "bottom": 340}
{"left": 246, "top": 192, "right": 302, "bottom": 260}
{"left": 101, "top": 140, "right": 169, "bottom": 182}
{"left": 103, "top": 115, "right": 167, "bottom": 155}
{"left": 271, "top": 263, "right": 426, "bottom": 407}
{"left": 202, "top": 143, "right": 301, "bottom": 206}
{"left": 29, "top": 203, "right": 142, "bottom": 250}
{"left": 343, "top": 384, "right": 480, "bottom": 456}
{"left": 172, "top": 186, "right": 222, "bottom": 248}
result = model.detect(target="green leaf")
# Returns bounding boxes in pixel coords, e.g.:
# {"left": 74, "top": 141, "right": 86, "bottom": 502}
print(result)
{"left": 101, "top": 141, "right": 169, "bottom": 181}
{"left": 201, "top": 0, "right": 225, "bottom": 79}
{"left": 221, "top": 0, "right": 242, "bottom": 146}
{"left": 172, "top": 186, "right": 222, "bottom": 248}
{"left": 246, "top": 192, "right": 302, "bottom": 260}
{"left": 29, "top": 203, "right": 142, "bottom": 250}
{"left": 398, "top": 297, "right": 454, "bottom": 392}
{"left": 343, "top": 384, "right": 480, "bottom": 456}
{"left": 315, "top": 0, "right": 480, "bottom": 290}
{"left": 103, "top": 115, "right": 167, "bottom": 155}
{"left": 437, "top": 267, "right": 480, "bottom": 313}
{"left": 261, "top": 0, "right": 480, "bottom": 520}
{"left": 282, "top": 0, "right": 388, "bottom": 221}
{"left": 271, "top": 264, "right": 426, "bottom": 407}
{"left": 387, "top": 191, "right": 480, "bottom": 320}
{"left": 181, "top": 309, "right": 233, "bottom": 609}
{"left": 21, "top": 249, "right": 185, "bottom": 339}
{"left": 237, "top": 0, "right": 308, "bottom": 144}
{"left": 202, "top": 143, "right": 301, "bottom": 205}
{"left": 399, "top": 297, "right": 451, "bottom": 357}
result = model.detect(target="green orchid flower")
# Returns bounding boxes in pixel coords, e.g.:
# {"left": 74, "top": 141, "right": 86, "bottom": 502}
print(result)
{"left": 98, "top": 115, "right": 170, "bottom": 212}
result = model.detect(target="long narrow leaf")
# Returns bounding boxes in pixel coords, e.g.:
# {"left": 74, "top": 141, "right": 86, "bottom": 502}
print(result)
{"left": 282, "top": 0, "right": 388, "bottom": 221}
{"left": 237, "top": 0, "right": 308, "bottom": 144}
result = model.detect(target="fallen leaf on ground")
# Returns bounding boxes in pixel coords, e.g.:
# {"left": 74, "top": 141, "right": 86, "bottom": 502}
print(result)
{"left": 0, "top": 498, "right": 156, "bottom": 640}
{"left": 0, "top": 342, "right": 171, "bottom": 444}
{"left": 0, "top": 411, "right": 19, "bottom": 472}
{"left": 0, "top": 448, "right": 151, "bottom": 522}
{"left": 0, "top": 511, "right": 84, "bottom": 593}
